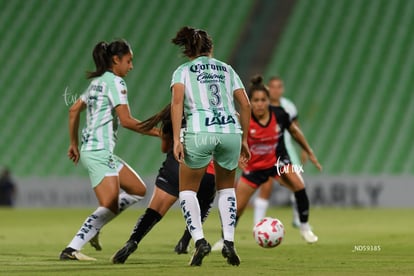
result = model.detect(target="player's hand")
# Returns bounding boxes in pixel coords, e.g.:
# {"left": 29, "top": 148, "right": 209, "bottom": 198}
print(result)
{"left": 240, "top": 141, "right": 251, "bottom": 164}
{"left": 68, "top": 144, "right": 80, "bottom": 165}
{"left": 173, "top": 141, "right": 184, "bottom": 163}
{"left": 308, "top": 153, "right": 322, "bottom": 171}
{"left": 238, "top": 158, "right": 247, "bottom": 170}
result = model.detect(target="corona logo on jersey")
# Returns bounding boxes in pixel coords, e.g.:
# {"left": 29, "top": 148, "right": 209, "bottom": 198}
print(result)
{"left": 189, "top": 63, "right": 228, "bottom": 73}
{"left": 190, "top": 63, "right": 227, "bottom": 84}
{"left": 276, "top": 156, "right": 304, "bottom": 176}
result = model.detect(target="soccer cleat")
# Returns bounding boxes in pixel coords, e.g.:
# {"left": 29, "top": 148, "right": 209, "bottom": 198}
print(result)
{"left": 300, "top": 229, "right": 318, "bottom": 243}
{"left": 174, "top": 239, "right": 189, "bottom": 254}
{"left": 89, "top": 231, "right": 102, "bottom": 251}
{"left": 111, "top": 241, "right": 138, "bottom": 264}
{"left": 59, "top": 247, "right": 97, "bottom": 261}
{"left": 222, "top": 240, "right": 240, "bottom": 266}
{"left": 211, "top": 239, "right": 224, "bottom": 252}
{"left": 189, "top": 239, "right": 211, "bottom": 266}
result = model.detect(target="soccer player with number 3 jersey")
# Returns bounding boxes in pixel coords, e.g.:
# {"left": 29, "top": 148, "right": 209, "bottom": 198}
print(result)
{"left": 170, "top": 26, "right": 251, "bottom": 266}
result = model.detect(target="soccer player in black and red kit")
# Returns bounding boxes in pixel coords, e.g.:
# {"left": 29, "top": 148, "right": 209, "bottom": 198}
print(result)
{"left": 111, "top": 104, "right": 216, "bottom": 264}
{"left": 213, "top": 75, "right": 321, "bottom": 249}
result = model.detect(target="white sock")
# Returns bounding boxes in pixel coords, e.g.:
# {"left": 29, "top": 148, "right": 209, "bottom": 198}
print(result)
{"left": 253, "top": 197, "right": 269, "bottom": 225}
{"left": 118, "top": 192, "right": 143, "bottom": 212}
{"left": 67, "top": 207, "right": 116, "bottom": 250}
{"left": 218, "top": 188, "right": 237, "bottom": 242}
{"left": 179, "top": 190, "right": 204, "bottom": 242}
{"left": 290, "top": 194, "right": 300, "bottom": 225}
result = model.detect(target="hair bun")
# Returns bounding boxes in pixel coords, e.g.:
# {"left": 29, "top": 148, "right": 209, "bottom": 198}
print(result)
{"left": 250, "top": 75, "right": 264, "bottom": 86}
{"left": 98, "top": 41, "right": 108, "bottom": 51}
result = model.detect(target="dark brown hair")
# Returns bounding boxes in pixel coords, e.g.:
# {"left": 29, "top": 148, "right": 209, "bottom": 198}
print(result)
{"left": 172, "top": 26, "right": 213, "bottom": 58}
{"left": 87, "top": 39, "right": 131, "bottom": 79}
{"left": 248, "top": 75, "right": 270, "bottom": 99}
{"left": 138, "top": 104, "right": 172, "bottom": 135}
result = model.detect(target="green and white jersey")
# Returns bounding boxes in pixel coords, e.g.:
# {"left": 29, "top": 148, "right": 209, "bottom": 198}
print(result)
{"left": 280, "top": 97, "right": 300, "bottom": 165}
{"left": 80, "top": 71, "right": 128, "bottom": 152}
{"left": 171, "top": 56, "right": 244, "bottom": 134}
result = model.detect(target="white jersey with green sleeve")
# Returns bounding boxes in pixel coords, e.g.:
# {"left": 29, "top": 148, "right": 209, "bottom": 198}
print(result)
{"left": 80, "top": 71, "right": 128, "bottom": 152}
{"left": 280, "top": 97, "right": 301, "bottom": 165}
{"left": 171, "top": 56, "right": 244, "bottom": 134}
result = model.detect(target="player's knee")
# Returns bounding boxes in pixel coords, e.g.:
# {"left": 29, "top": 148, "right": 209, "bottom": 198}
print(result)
{"left": 122, "top": 180, "right": 147, "bottom": 197}
{"left": 133, "top": 184, "right": 146, "bottom": 197}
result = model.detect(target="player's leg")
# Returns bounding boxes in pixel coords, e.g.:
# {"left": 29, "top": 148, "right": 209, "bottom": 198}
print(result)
{"left": 214, "top": 163, "right": 241, "bottom": 266}
{"left": 130, "top": 187, "right": 177, "bottom": 243}
{"left": 211, "top": 173, "right": 260, "bottom": 252}
{"left": 279, "top": 170, "right": 318, "bottom": 243}
{"left": 290, "top": 193, "right": 301, "bottom": 228}
{"left": 175, "top": 173, "right": 216, "bottom": 254}
{"left": 111, "top": 186, "right": 177, "bottom": 264}
{"left": 179, "top": 163, "right": 211, "bottom": 266}
{"left": 118, "top": 161, "right": 146, "bottom": 212}
{"left": 235, "top": 177, "right": 258, "bottom": 221}
{"left": 60, "top": 175, "right": 119, "bottom": 261}
{"left": 213, "top": 133, "right": 243, "bottom": 266}
{"left": 179, "top": 132, "right": 213, "bottom": 266}
{"left": 253, "top": 179, "right": 273, "bottom": 225}
{"left": 90, "top": 160, "right": 147, "bottom": 251}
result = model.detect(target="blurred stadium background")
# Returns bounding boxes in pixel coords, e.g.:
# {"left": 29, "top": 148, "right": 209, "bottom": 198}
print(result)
{"left": 1, "top": 0, "right": 413, "bottom": 207}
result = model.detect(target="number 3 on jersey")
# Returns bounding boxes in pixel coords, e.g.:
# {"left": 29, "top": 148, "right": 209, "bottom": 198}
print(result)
{"left": 209, "top": 84, "right": 221, "bottom": 106}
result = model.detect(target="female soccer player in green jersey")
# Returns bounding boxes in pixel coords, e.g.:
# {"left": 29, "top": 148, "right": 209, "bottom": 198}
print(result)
{"left": 60, "top": 39, "right": 158, "bottom": 261}
{"left": 170, "top": 26, "right": 251, "bottom": 266}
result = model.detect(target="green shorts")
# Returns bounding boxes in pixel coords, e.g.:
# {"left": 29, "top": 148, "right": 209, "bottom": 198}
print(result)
{"left": 183, "top": 132, "right": 241, "bottom": 170}
{"left": 80, "top": 149, "right": 124, "bottom": 188}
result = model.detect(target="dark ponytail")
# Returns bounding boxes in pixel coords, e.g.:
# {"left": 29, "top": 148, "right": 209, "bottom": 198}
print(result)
{"left": 172, "top": 26, "right": 213, "bottom": 58}
{"left": 138, "top": 104, "right": 172, "bottom": 135}
{"left": 87, "top": 39, "right": 132, "bottom": 79}
{"left": 248, "top": 75, "right": 270, "bottom": 99}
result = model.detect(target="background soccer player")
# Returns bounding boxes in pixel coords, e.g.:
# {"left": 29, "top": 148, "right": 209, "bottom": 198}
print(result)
{"left": 226, "top": 75, "right": 321, "bottom": 245}
{"left": 254, "top": 76, "right": 308, "bottom": 227}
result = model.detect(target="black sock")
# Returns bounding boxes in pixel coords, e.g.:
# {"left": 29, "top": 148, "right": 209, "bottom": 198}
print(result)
{"left": 179, "top": 228, "right": 192, "bottom": 245}
{"left": 129, "top": 208, "right": 162, "bottom": 244}
{"left": 294, "top": 188, "right": 310, "bottom": 223}
{"left": 199, "top": 198, "right": 214, "bottom": 224}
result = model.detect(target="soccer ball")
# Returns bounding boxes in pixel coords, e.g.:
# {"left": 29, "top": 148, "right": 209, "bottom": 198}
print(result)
{"left": 253, "top": 217, "right": 285, "bottom": 248}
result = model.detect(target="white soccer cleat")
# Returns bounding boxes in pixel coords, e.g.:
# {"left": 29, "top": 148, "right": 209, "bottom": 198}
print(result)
{"left": 60, "top": 247, "right": 97, "bottom": 261}
{"left": 300, "top": 229, "right": 318, "bottom": 244}
{"left": 73, "top": 251, "right": 97, "bottom": 261}
{"left": 211, "top": 239, "right": 224, "bottom": 252}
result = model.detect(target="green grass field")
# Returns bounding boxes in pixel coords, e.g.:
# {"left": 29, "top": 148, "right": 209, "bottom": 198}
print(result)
{"left": 0, "top": 207, "right": 413, "bottom": 275}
